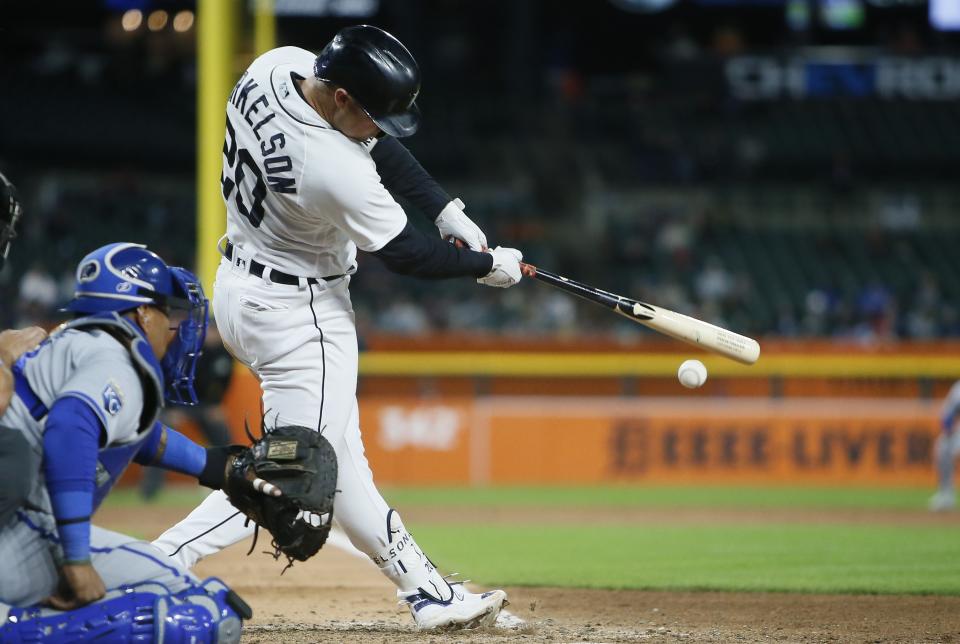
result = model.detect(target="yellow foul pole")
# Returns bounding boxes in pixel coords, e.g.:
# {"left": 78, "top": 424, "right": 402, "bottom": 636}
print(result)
{"left": 196, "top": 0, "right": 236, "bottom": 294}
{"left": 253, "top": 0, "right": 277, "bottom": 56}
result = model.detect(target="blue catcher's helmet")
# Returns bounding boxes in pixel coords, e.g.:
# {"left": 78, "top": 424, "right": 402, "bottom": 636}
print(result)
{"left": 64, "top": 243, "right": 209, "bottom": 405}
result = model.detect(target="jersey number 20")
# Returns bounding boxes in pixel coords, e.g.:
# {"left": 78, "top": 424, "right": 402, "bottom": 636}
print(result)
{"left": 221, "top": 116, "right": 267, "bottom": 227}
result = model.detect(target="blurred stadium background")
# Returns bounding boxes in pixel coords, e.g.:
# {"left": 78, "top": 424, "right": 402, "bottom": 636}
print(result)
{"left": 7, "top": 0, "right": 960, "bottom": 642}
{"left": 4, "top": 2, "right": 960, "bottom": 634}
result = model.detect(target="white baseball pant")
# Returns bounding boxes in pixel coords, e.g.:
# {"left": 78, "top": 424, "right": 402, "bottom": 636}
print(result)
{"left": 153, "top": 258, "right": 394, "bottom": 569}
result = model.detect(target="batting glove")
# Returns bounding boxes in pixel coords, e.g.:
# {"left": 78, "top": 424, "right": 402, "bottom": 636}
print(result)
{"left": 478, "top": 246, "right": 523, "bottom": 288}
{"left": 435, "top": 198, "right": 488, "bottom": 252}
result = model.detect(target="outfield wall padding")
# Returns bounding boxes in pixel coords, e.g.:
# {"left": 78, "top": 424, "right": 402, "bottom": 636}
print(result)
{"left": 218, "top": 370, "right": 938, "bottom": 485}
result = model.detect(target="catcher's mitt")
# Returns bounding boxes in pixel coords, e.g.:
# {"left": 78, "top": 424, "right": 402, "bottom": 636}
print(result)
{"left": 222, "top": 424, "right": 338, "bottom": 568}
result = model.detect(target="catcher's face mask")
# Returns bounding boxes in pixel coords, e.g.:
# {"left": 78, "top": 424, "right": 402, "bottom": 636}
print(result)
{"left": 160, "top": 267, "right": 209, "bottom": 405}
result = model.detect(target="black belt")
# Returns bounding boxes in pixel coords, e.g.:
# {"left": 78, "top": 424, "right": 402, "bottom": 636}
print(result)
{"left": 224, "top": 242, "right": 344, "bottom": 286}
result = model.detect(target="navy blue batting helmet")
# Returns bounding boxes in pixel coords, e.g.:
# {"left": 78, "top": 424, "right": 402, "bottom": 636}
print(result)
{"left": 314, "top": 25, "right": 421, "bottom": 138}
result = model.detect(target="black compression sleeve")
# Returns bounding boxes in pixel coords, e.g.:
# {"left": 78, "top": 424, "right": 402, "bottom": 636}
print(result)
{"left": 370, "top": 137, "right": 452, "bottom": 220}
{"left": 373, "top": 221, "right": 493, "bottom": 279}
{"left": 198, "top": 446, "right": 232, "bottom": 489}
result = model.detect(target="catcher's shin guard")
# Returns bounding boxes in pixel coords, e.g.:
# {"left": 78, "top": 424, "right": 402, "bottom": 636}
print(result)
{"left": 0, "top": 590, "right": 159, "bottom": 643}
{"left": 0, "top": 578, "right": 250, "bottom": 643}
{"left": 372, "top": 509, "right": 454, "bottom": 603}
{"left": 164, "top": 577, "right": 251, "bottom": 643}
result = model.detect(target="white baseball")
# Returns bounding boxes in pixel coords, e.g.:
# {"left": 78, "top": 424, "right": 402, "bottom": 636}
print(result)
{"left": 677, "top": 359, "right": 708, "bottom": 389}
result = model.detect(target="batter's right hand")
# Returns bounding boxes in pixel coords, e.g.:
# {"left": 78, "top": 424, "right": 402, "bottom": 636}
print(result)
{"left": 477, "top": 246, "right": 523, "bottom": 288}
{"left": 46, "top": 563, "right": 107, "bottom": 610}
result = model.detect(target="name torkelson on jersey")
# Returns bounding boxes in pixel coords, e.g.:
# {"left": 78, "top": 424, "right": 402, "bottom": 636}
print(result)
{"left": 223, "top": 68, "right": 299, "bottom": 224}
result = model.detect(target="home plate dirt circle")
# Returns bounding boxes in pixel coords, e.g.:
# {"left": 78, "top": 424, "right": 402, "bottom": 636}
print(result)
{"left": 98, "top": 504, "right": 960, "bottom": 643}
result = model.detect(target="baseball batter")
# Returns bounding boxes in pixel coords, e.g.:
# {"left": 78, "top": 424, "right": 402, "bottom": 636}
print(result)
{"left": 930, "top": 380, "right": 960, "bottom": 511}
{"left": 0, "top": 243, "right": 267, "bottom": 642}
{"left": 153, "top": 25, "right": 521, "bottom": 629}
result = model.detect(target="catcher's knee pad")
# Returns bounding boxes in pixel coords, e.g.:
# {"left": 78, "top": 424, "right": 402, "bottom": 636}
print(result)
{"left": 373, "top": 509, "right": 454, "bottom": 603}
{"left": 0, "top": 578, "right": 250, "bottom": 644}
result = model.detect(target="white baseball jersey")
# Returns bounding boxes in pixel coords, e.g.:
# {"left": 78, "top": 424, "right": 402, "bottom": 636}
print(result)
{"left": 222, "top": 46, "right": 408, "bottom": 278}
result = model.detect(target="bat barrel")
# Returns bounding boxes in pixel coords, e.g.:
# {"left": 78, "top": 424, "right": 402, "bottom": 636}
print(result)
{"left": 635, "top": 304, "right": 761, "bottom": 365}
{"left": 525, "top": 263, "right": 760, "bottom": 365}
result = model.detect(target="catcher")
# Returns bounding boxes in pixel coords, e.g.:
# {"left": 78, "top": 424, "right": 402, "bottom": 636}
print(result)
{"left": 0, "top": 242, "right": 336, "bottom": 642}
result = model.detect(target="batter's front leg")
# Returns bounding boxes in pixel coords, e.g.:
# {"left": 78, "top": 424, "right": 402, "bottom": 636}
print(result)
{"left": 332, "top": 401, "right": 508, "bottom": 630}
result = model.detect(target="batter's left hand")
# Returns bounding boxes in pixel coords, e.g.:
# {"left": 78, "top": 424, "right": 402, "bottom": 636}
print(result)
{"left": 46, "top": 563, "right": 107, "bottom": 610}
{"left": 435, "top": 198, "right": 488, "bottom": 252}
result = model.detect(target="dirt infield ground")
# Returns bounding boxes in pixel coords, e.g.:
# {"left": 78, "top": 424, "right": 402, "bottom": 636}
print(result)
{"left": 97, "top": 504, "right": 960, "bottom": 643}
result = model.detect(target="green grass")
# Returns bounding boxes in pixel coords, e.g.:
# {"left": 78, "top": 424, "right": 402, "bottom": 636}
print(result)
{"left": 387, "top": 486, "right": 960, "bottom": 595}
{"left": 380, "top": 485, "right": 932, "bottom": 510}
{"left": 102, "top": 485, "right": 960, "bottom": 595}
{"left": 103, "top": 487, "right": 209, "bottom": 509}
{"left": 102, "top": 484, "right": 931, "bottom": 511}
{"left": 413, "top": 523, "right": 960, "bottom": 595}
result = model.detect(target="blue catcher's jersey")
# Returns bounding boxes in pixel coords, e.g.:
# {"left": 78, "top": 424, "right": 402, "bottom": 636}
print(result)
{"left": 3, "top": 314, "right": 164, "bottom": 513}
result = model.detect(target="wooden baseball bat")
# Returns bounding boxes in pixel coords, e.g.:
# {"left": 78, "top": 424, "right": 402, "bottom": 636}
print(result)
{"left": 520, "top": 262, "right": 760, "bottom": 365}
